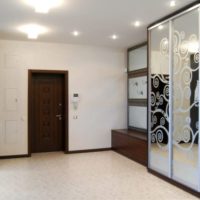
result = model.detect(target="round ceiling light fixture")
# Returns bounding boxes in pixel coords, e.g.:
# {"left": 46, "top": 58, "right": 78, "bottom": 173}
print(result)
{"left": 134, "top": 21, "right": 141, "bottom": 27}
{"left": 24, "top": 0, "right": 63, "bottom": 14}
{"left": 72, "top": 31, "right": 80, "bottom": 37}
{"left": 18, "top": 24, "right": 48, "bottom": 39}
{"left": 111, "top": 34, "right": 118, "bottom": 40}
{"left": 170, "top": 1, "right": 176, "bottom": 7}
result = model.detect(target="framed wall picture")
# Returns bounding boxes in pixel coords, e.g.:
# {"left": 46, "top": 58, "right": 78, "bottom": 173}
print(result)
{"left": 129, "top": 76, "right": 147, "bottom": 99}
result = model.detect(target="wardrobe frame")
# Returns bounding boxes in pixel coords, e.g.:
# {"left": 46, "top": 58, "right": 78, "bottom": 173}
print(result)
{"left": 147, "top": 1, "right": 200, "bottom": 197}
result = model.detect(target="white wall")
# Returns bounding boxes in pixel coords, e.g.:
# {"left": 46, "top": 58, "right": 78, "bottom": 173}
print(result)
{"left": 0, "top": 40, "right": 127, "bottom": 156}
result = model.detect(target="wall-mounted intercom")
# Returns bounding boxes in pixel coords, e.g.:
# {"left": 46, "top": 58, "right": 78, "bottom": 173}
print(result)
{"left": 71, "top": 93, "right": 80, "bottom": 110}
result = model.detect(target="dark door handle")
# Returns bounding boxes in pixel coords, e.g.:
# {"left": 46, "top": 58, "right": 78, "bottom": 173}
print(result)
{"left": 56, "top": 114, "right": 62, "bottom": 120}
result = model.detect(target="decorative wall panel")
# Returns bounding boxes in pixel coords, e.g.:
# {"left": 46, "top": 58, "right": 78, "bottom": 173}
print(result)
{"left": 129, "top": 76, "right": 147, "bottom": 99}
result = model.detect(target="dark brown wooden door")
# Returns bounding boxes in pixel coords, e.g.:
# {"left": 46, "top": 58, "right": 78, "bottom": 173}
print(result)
{"left": 31, "top": 73, "right": 65, "bottom": 153}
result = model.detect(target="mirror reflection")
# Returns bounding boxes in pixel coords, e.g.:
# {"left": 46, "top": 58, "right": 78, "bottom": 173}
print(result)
{"left": 172, "top": 9, "right": 199, "bottom": 190}
{"left": 149, "top": 7, "right": 199, "bottom": 191}
{"left": 149, "top": 21, "right": 170, "bottom": 175}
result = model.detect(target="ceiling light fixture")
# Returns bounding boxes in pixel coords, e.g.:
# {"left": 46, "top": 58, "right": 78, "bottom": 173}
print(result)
{"left": 134, "top": 21, "right": 141, "bottom": 27}
{"left": 170, "top": 0, "right": 176, "bottom": 7}
{"left": 111, "top": 34, "right": 118, "bottom": 40}
{"left": 24, "top": 0, "right": 63, "bottom": 14}
{"left": 158, "top": 25, "right": 164, "bottom": 30}
{"left": 72, "top": 31, "right": 80, "bottom": 36}
{"left": 18, "top": 24, "right": 48, "bottom": 39}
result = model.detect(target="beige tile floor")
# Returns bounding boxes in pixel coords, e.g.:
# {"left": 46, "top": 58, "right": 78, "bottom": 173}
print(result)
{"left": 0, "top": 151, "right": 199, "bottom": 200}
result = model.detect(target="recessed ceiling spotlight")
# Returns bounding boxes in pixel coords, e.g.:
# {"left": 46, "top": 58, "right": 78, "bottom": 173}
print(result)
{"left": 24, "top": 0, "right": 63, "bottom": 14}
{"left": 170, "top": 0, "right": 176, "bottom": 7}
{"left": 18, "top": 24, "right": 48, "bottom": 39}
{"left": 72, "top": 31, "right": 80, "bottom": 36}
{"left": 111, "top": 34, "right": 118, "bottom": 40}
{"left": 158, "top": 25, "right": 164, "bottom": 30}
{"left": 134, "top": 21, "right": 141, "bottom": 27}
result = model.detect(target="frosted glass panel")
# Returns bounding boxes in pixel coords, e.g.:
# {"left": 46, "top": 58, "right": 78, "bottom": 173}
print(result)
{"left": 129, "top": 46, "right": 147, "bottom": 71}
{"left": 172, "top": 8, "right": 199, "bottom": 190}
{"left": 149, "top": 21, "right": 170, "bottom": 176}
{"left": 129, "top": 76, "right": 147, "bottom": 99}
{"left": 129, "top": 106, "right": 147, "bottom": 129}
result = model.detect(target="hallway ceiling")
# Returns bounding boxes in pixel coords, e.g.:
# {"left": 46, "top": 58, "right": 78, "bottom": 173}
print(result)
{"left": 0, "top": 0, "right": 196, "bottom": 49}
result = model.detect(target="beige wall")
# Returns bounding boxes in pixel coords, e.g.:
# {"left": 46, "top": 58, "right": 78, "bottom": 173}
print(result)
{"left": 0, "top": 40, "right": 127, "bottom": 156}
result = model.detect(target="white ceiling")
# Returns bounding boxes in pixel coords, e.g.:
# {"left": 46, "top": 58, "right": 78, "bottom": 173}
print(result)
{"left": 0, "top": 0, "right": 196, "bottom": 49}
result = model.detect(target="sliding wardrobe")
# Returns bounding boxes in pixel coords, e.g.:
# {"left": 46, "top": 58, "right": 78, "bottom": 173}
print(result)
{"left": 148, "top": 2, "right": 200, "bottom": 193}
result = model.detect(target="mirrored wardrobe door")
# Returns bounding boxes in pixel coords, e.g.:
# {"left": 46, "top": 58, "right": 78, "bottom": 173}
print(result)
{"left": 172, "top": 8, "right": 200, "bottom": 190}
{"left": 149, "top": 22, "right": 170, "bottom": 176}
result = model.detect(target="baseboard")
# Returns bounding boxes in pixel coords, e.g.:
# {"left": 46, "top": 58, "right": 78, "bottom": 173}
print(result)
{"left": 148, "top": 168, "right": 200, "bottom": 198}
{"left": 66, "top": 148, "right": 111, "bottom": 154}
{"left": 0, "top": 154, "right": 29, "bottom": 159}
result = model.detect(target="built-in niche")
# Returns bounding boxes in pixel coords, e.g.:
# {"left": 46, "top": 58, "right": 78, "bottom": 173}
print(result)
{"left": 128, "top": 43, "right": 147, "bottom": 132}
{"left": 111, "top": 43, "right": 148, "bottom": 166}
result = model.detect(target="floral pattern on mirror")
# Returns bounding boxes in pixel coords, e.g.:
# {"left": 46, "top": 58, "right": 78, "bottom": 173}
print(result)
{"left": 151, "top": 37, "right": 169, "bottom": 151}
{"left": 173, "top": 30, "right": 199, "bottom": 152}
{"left": 151, "top": 74, "right": 169, "bottom": 150}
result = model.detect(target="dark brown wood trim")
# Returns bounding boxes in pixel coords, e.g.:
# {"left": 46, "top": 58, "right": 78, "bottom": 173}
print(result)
{"left": 128, "top": 99, "right": 147, "bottom": 106}
{"left": 128, "top": 68, "right": 147, "bottom": 78}
{"left": 127, "top": 53, "right": 129, "bottom": 129}
{"left": 128, "top": 42, "right": 147, "bottom": 52}
{"left": 28, "top": 70, "right": 32, "bottom": 156}
{"left": 28, "top": 69, "right": 68, "bottom": 74}
{"left": 64, "top": 71, "right": 69, "bottom": 153}
{"left": 28, "top": 70, "right": 69, "bottom": 156}
{"left": 112, "top": 129, "right": 147, "bottom": 141}
{"left": 148, "top": 0, "right": 200, "bottom": 29}
{"left": 113, "top": 150, "right": 147, "bottom": 166}
{"left": 0, "top": 154, "right": 29, "bottom": 159}
{"left": 148, "top": 168, "right": 200, "bottom": 198}
{"left": 66, "top": 148, "right": 111, "bottom": 154}
{"left": 128, "top": 126, "right": 147, "bottom": 133}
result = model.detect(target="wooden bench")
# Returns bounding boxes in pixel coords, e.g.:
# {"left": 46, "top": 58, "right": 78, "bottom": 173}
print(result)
{"left": 112, "top": 129, "right": 148, "bottom": 166}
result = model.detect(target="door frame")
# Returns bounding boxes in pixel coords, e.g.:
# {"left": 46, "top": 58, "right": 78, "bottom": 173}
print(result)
{"left": 28, "top": 70, "right": 69, "bottom": 156}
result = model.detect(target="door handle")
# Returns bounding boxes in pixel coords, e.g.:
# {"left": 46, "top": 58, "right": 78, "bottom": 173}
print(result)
{"left": 56, "top": 114, "right": 63, "bottom": 120}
